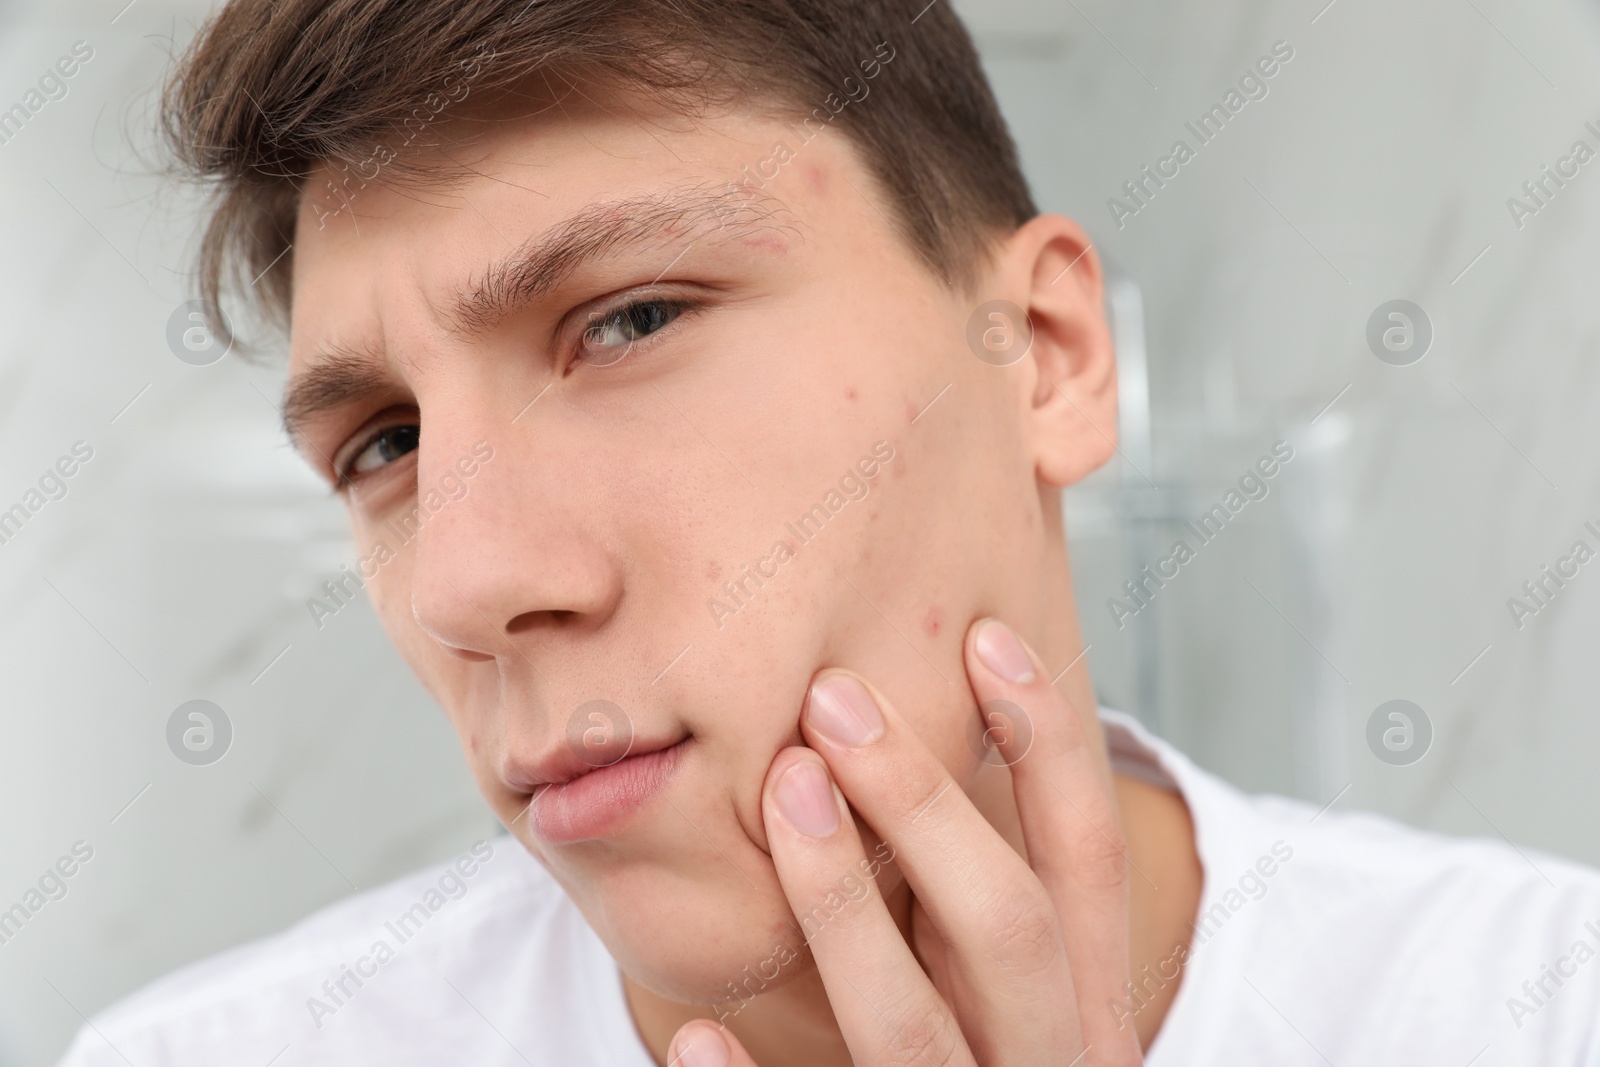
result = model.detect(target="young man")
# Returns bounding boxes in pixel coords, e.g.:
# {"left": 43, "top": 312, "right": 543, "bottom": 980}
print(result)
{"left": 63, "top": 1, "right": 1600, "bottom": 1064}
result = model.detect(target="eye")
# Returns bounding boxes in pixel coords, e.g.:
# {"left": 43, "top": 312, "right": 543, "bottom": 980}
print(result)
{"left": 342, "top": 423, "right": 419, "bottom": 481}
{"left": 578, "top": 297, "right": 690, "bottom": 367}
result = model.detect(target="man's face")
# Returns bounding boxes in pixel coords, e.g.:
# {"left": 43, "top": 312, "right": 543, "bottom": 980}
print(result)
{"left": 287, "top": 86, "right": 1077, "bottom": 1001}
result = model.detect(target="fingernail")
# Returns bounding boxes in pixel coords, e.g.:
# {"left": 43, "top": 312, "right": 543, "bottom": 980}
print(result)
{"left": 975, "top": 619, "right": 1036, "bottom": 684}
{"left": 673, "top": 1025, "right": 730, "bottom": 1067}
{"left": 775, "top": 760, "right": 840, "bottom": 837}
{"left": 806, "top": 674, "right": 885, "bottom": 746}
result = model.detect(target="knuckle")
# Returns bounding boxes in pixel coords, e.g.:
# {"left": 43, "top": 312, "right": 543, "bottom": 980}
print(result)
{"left": 982, "top": 886, "right": 1063, "bottom": 978}
{"left": 881, "top": 1000, "right": 965, "bottom": 1067}
{"left": 1061, "top": 812, "right": 1130, "bottom": 892}
{"left": 897, "top": 770, "right": 957, "bottom": 826}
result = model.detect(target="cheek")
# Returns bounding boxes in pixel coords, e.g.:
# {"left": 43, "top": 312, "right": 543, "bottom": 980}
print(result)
{"left": 926, "top": 692, "right": 986, "bottom": 787}
{"left": 363, "top": 545, "right": 415, "bottom": 645}
{"left": 360, "top": 540, "right": 484, "bottom": 724}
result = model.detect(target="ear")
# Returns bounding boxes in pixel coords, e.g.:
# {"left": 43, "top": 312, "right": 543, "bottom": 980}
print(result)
{"left": 991, "top": 215, "right": 1117, "bottom": 488}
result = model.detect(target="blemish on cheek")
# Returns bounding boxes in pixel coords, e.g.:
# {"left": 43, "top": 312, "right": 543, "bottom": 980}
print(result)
{"left": 846, "top": 386, "right": 857, "bottom": 402}
{"left": 923, "top": 605, "right": 943, "bottom": 638}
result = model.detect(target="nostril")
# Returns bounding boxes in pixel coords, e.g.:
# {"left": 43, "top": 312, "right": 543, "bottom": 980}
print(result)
{"left": 507, "top": 609, "right": 575, "bottom": 635}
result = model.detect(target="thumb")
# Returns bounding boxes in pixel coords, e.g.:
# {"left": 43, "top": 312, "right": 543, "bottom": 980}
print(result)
{"left": 669, "top": 1019, "right": 761, "bottom": 1067}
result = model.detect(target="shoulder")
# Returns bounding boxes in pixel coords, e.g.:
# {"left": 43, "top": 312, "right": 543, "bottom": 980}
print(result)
{"left": 1210, "top": 791, "right": 1600, "bottom": 1063}
{"left": 1101, "top": 711, "right": 1600, "bottom": 1065}
{"left": 55, "top": 836, "right": 632, "bottom": 1067}
{"left": 1231, "top": 785, "right": 1600, "bottom": 975}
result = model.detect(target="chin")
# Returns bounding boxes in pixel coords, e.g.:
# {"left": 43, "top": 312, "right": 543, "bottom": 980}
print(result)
{"left": 587, "top": 863, "right": 819, "bottom": 1008}
{"left": 575, "top": 831, "right": 907, "bottom": 1015}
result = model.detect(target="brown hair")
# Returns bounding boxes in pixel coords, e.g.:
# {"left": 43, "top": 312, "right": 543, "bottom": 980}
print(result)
{"left": 161, "top": 0, "right": 1038, "bottom": 343}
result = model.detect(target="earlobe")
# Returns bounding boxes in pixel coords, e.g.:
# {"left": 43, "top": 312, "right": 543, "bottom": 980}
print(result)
{"left": 1012, "top": 216, "right": 1118, "bottom": 488}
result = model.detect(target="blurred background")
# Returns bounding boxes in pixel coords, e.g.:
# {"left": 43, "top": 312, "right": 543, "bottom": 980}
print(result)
{"left": 1, "top": 0, "right": 1598, "bottom": 1062}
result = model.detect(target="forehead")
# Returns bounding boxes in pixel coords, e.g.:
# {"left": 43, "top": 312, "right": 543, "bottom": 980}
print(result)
{"left": 285, "top": 90, "right": 856, "bottom": 376}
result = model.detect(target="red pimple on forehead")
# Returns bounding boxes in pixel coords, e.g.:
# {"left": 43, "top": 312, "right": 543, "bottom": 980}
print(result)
{"left": 800, "top": 162, "right": 829, "bottom": 197}
{"left": 740, "top": 232, "right": 789, "bottom": 256}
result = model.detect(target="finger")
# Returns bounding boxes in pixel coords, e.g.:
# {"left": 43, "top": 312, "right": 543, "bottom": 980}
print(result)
{"left": 762, "top": 746, "right": 977, "bottom": 1067}
{"left": 668, "top": 1019, "right": 759, "bottom": 1067}
{"left": 800, "top": 671, "right": 1080, "bottom": 1063}
{"left": 967, "top": 617, "right": 1142, "bottom": 1065}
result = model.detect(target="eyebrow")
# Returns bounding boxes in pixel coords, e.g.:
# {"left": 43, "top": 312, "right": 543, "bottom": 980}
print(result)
{"left": 450, "top": 185, "right": 780, "bottom": 335}
{"left": 281, "top": 185, "right": 787, "bottom": 439}
{"left": 280, "top": 342, "right": 394, "bottom": 440}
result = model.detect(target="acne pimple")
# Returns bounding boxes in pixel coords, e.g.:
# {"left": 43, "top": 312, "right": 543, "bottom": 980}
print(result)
{"left": 802, "top": 163, "right": 829, "bottom": 197}
{"left": 740, "top": 232, "right": 788, "bottom": 255}
{"left": 923, "top": 605, "right": 943, "bottom": 638}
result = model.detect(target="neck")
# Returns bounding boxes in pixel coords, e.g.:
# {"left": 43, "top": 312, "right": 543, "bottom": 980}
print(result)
{"left": 626, "top": 504, "right": 1203, "bottom": 1063}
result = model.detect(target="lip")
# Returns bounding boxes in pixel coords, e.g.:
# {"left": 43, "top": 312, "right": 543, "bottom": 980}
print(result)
{"left": 524, "top": 738, "right": 688, "bottom": 844}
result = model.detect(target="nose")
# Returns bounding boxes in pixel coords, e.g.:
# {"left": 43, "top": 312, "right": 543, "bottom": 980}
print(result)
{"left": 406, "top": 418, "right": 623, "bottom": 661}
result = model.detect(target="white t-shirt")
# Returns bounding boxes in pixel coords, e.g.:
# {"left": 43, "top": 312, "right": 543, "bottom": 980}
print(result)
{"left": 59, "top": 711, "right": 1600, "bottom": 1066}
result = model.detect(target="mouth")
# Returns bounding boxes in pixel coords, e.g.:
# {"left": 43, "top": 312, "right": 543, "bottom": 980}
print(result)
{"left": 523, "top": 736, "right": 689, "bottom": 844}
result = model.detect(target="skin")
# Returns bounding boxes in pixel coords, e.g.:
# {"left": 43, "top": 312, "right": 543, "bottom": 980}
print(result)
{"left": 285, "top": 79, "right": 1200, "bottom": 1065}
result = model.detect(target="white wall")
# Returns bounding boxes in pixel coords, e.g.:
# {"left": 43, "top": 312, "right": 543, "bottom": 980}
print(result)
{"left": 0, "top": 0, "right": 1596, "bottom": 1062}
{"left": 0, "top": 7, "right": 491, "bottom": 1064}
{"left": 970, "top": 0, "right": 1600, "bottom": 868}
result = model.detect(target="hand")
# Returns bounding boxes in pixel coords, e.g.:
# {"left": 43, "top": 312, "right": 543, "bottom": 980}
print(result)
{"left": 669, "top": 617, "right": 1143, "bottom": 1066}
